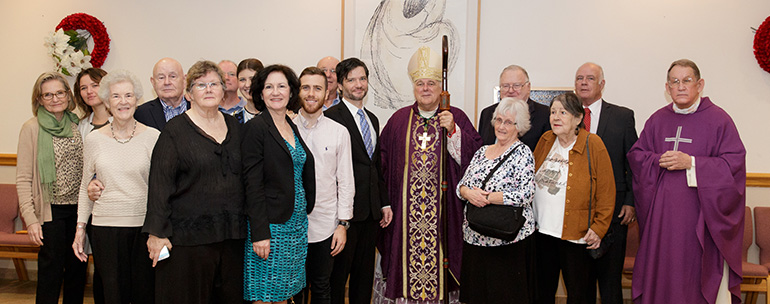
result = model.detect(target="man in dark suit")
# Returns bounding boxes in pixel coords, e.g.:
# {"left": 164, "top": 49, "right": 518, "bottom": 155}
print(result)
{"left": 324, "top": 58, "right": 391, "bottom": 304}
{"left": 134, "top": 57, "right": 190, "bottom": 131}
{"left": 576, "top": 62, "right": 638, "bottom": 304}
{"left": 478, "top": 65, "right": 550, "bottom": 151}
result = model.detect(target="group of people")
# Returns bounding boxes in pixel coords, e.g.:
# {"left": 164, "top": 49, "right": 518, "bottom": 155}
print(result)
{"left": 16, "top": 45, "right": 745, "bottom": 304}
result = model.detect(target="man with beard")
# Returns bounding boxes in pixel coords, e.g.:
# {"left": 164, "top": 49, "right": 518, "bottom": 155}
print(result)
{"left": 325, "top": 58, "right": 391, "bottom": 304}
{"left": 292, "top": 67, "right": 355, "bottom": 304}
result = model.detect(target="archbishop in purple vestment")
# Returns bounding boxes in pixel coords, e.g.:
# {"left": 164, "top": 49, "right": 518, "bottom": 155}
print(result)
{"left": 377, "top": 100, "right": 482, "bottom": 301}
{"left": 628, "top": 96, "right": 745, "bottom": 304}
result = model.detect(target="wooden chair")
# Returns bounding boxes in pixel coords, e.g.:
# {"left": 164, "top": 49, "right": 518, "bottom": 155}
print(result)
{"left": 742, "top": 206, "right": 770, "bottom": 304}
{"left": 0, "top": 184, "right": 39, "bottom": 281}
{"left": 751, "top": 206, "right": 770, "bottom": 304}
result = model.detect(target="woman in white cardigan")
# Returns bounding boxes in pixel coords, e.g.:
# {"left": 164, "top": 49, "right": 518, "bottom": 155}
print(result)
{"left": 71, "top": 69, "right": 160, "bottom": 303}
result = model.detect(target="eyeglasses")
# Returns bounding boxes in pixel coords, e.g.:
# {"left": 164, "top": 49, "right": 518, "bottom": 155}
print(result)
{"left": 493, "top": 117, "right": 517, "bottom": 127}
{"left": 192, "top": 82, "right": 223, "bottom": 91}
{"left": 500, "top": 82, "right": 529, "bottom": 91}
{"left": 667, "top": 77, "right": 696, "bottom": 87}
{"left": 41, "top": 90, "right": 68, "bottom": 101}
{"left": 322, "top": 68, "right": 335, "bottom": 74}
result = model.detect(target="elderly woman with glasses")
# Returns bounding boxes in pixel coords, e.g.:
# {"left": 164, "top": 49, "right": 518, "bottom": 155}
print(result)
{"left": 70, "top": 69, "right": 159, "bottom": 303}
{"left": 532, "top": 92, "right": 615, "bottom": 303}
{"left": 142, "top": 60, "right": 248, "bottom": 304}
{"left": 17, "top": 72, "right": 88, "bottom": 303}
{"left": 456, "top": 98, "right": 537, "bottom": 303}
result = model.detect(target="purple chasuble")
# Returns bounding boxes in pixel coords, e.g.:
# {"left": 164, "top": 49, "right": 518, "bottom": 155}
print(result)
{"left": 628, "top": 97, "right": 745, "bottom": 304}
{"left": 377, "top": 102, "right": 481, "bottom": 301}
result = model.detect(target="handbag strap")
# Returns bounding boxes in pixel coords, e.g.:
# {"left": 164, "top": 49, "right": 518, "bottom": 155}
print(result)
{"left": 480, "top": 143, "right": 522, "bottom": 189}
{"left": 585, "top": 133, "right": 593, "bottom": 229}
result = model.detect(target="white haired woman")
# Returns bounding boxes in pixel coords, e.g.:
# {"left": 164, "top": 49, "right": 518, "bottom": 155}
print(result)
{"left": 456, "top": 98, "right": 537, "bottom": 303}
{"left": 72, "top": 69, "right": 159, "bottom": 303}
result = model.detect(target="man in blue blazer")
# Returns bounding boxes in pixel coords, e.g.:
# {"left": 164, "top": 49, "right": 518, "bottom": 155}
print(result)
{"left": 135, "top": 57, "right": 190, "bottom": 131}
{"left": 576, "top": 62, "right": 638, "bottom": 304}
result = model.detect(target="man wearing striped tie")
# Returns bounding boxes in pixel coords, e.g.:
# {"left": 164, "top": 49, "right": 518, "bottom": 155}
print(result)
{"left": 324, "top": 57, "right": 392, "bottom": 304}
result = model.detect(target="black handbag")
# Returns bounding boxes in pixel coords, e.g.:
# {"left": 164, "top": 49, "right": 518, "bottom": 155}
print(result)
{"left": 466, "top": 144, "right": 526, "bottom": 242}
{"left": 586, "top": 134, "right": 612, "bottom": 259}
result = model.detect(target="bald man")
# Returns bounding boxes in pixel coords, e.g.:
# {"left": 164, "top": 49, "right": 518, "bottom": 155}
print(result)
{"left": 218, "top": 60, "right": 246, "bottom": 115}
{"left": 574, "top": 62, "right": 638, "bottom": 304}
{"left": 317, "top": 56, "right": 341, "bottom": 110}
{"left": 135, "top": 57, "right": 190, "bottom": 131}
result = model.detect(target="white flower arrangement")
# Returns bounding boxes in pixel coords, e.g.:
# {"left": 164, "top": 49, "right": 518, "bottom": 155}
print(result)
{"left": 44, "top": 28, "right": 92, "bottom": 76}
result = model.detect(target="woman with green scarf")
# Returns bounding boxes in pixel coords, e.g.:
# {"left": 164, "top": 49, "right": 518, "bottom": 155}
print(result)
{"left": 16, "top": 71, "right": 88, "bottom": 303}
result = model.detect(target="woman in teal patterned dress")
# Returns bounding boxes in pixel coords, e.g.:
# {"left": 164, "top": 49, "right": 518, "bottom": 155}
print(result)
{"left": 241, "top": 64, "right": 316, "bottom": 304}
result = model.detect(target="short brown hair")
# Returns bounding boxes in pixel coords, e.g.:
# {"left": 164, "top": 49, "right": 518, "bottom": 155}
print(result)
{"left": 251, "top": 64, "right": 300, "bottom": 112}
{"left": 31, "top": 72, "right": 76, "bottom": 116}
{"left": 73, "top": 68, "right": 108, "bottom": 118}
{"left": 551, "top": 92, "right": 585, "bottom": 133}
{"left": 667, "top": 59, "right": 701, "bottom": 80}
{"left": 299, "top": 66, "right": 328, "bottom": 91}
{"left": 186, "top": 60, "right": 225, "bottom": 92}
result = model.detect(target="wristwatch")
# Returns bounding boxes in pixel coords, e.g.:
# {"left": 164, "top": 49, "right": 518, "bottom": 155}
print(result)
{"left": 338, "top": 220, "right": 350, "bottom": 230}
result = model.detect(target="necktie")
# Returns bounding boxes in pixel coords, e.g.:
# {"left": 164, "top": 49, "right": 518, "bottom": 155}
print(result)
{"left": 583, "top": 107, "right": 592, "bottom": 131}
{"left": 357, "top": 109, "right": 374, "bottom": 158}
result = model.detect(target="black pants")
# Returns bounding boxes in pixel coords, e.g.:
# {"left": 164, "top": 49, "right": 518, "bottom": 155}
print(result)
{"left": 329, "top": 219, "right": 377, "bottom": 304}
{"left": 37, "top": 205, "right": 88, "bottom": 304}
{"left": 593, "top": 223, "right": 627, "bottom": 304}
{"left": 296, "top": 235, "right": 335, "bottom": 304}
{"left": 460, "top": 235, "right": 536, "bottom": 304}
{"left": 85, "top": 218, "right": 105, "bottom": 304}
{"left": 91, "top": 226, "right": 154, "bottom": 304}
{"left": 535, "top": 232, "right": 596, "bottom": 304}
{"left": 155, "top": 239, "right": 244, "bottom": 304}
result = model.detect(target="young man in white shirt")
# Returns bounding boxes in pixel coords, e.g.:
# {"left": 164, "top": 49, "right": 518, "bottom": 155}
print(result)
{"left": 293, "top": 67, "right": 355, "bottom": 304}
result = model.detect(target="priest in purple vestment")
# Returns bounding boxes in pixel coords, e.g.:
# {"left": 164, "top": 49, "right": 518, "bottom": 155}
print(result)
{"left": 628, "top": 59, "right": 745, "bottom": 304}
{"left": 373, "top": 46, "right": 482, "bottom": 303}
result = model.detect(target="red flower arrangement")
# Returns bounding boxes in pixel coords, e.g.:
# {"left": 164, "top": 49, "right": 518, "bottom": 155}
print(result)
{"left": 754, "top": 16, "right": 770, "bottom": 74}
{"left": 55, "top": 13, "right": 110, "bottom": 68}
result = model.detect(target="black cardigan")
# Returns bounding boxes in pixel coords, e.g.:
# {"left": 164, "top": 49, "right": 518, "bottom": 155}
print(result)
{"left": 142, "top": 113, "right": 247, "bottom": 246}
{"left": 241, "top": 112, "right": 315, "bottom": 242}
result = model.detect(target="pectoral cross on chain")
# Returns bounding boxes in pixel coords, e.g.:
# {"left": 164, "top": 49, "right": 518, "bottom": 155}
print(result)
{"left": 418, "top": 132, "right": 431, "bottom": 150}
{"left": 664, "top": 126, "right": 692, "bottom": 151}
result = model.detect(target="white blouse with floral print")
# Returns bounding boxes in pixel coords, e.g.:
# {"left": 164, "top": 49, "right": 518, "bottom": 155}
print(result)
{"left": 456, "top": 141, "right": 536, "bottom": 246}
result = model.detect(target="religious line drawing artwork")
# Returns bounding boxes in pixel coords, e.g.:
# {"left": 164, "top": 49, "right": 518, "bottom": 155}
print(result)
{"left": 355, "top": 0, "right": 470, "bottom": 118}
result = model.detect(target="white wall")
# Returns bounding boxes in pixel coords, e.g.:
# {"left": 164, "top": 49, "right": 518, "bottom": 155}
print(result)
{"left": 477, "top": 0, "right": 770, "bottom": 172}
{"left": 1, "top": 0, "right": 769, "bottom": 171}
{"left": 0, "top": 0, "right": 341, "bottom": 155}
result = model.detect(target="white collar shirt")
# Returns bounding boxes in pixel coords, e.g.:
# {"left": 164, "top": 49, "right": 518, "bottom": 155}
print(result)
{"left": 342, "top": 98, "right": 377, "bottom": 147}
{"left": 293, "top": 111, "right": 355, "bottom": 243}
